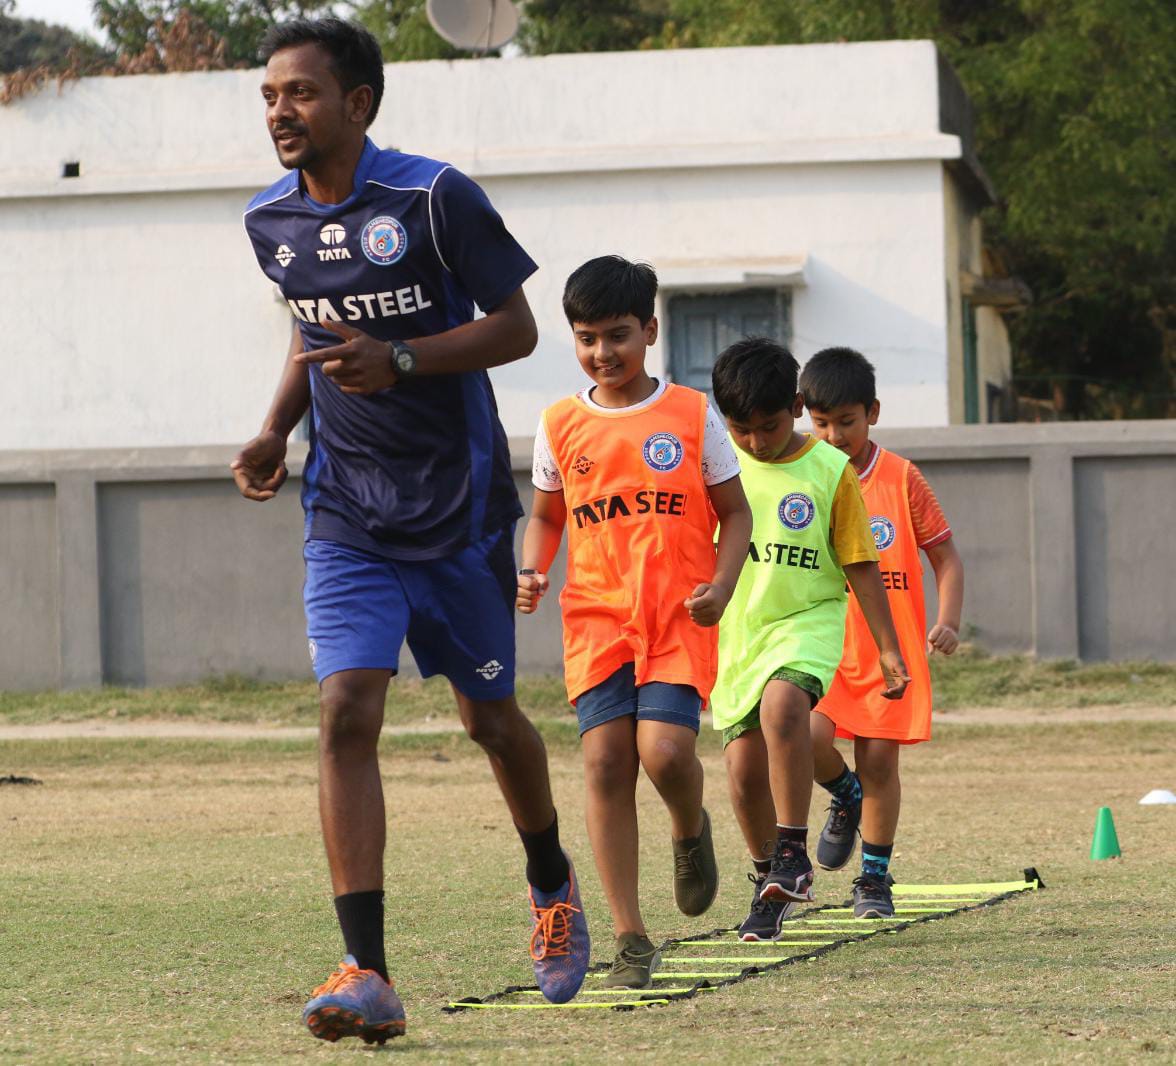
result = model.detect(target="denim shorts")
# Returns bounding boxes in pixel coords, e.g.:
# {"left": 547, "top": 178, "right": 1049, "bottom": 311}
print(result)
{"left": 574, "top": 662, "right": 703, "bottom": 736}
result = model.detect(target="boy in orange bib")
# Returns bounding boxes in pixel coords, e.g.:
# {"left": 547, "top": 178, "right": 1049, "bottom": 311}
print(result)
{"left": 801, "top": 348, "right": 964, "bottom": 918}
{"left": 517, "top": 256, "right": 752, "bottom": 988}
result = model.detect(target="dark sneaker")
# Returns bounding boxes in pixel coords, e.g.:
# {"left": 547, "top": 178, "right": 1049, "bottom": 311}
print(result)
{"left": 601, "top": 933, "right": 661, "bottom": 989}
{"left": 759, "top": 843, "right": 815, "bottom": 903}
{"left": 852, "top": 873, "right": 895, "bottom": 918}
{"left": 673, "top": 807, "right": 719, "bottom": 917}
{"left": 816, "top": 788, "right": 862, "bottom": 871}
{"left": 302, "top": 956, "right": 406, "bottom": 1044}
{"left": 529, "top": 857, "right": 591, "bottom": 1004}
{"left": 737, "top": 872, "right": 797, "bottom": 941}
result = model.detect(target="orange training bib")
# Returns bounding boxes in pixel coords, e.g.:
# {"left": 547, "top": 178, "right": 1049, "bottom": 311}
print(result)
{"left": 543, "top": 384, "right": 718, "bottom": 704}
{"left": 818, "top": 447, "right": 932, "bottom": 742}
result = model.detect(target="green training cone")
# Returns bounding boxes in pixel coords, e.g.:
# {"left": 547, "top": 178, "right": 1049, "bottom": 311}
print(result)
{"left": 1090, "top": 806, "right": 1121, "bottom": 860}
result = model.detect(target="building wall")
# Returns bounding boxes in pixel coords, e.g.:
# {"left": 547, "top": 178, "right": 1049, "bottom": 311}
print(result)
{"left": 942, "top": 169, "right": 1012, "bottom": 422}
{"left": 1, "top": 41, "right": 974, "bottom": 451}
{"left": 3, "top": 422, "right": 1174, "bottom": 691}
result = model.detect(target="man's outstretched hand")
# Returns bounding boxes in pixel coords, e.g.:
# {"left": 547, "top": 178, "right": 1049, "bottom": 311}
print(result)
{"left": 294, "top": 320, "right": 398, "bottom": 395}
{"left": 231, "top": 430, "right": 288, "bottom": 501}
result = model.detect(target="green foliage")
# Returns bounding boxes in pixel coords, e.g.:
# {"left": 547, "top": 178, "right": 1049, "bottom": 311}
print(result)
{"left": 351, "top": 0, "right": 464, "bottom": 61}
{"left": 519, "top": 0, "right": 670, "bottom": 55}
{"left": 0, "top": 5, "right": 108, "bottom": 73}
{"left": 92, "top": 0, "right": 333, "bottom": 67}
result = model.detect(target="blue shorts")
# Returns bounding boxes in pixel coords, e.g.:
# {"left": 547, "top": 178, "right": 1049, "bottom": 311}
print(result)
{"left": 574, "top": 662, "right": 703, "bottom": 736}
{"left": 303, "top": 525, "right": 517, "bottom": 699}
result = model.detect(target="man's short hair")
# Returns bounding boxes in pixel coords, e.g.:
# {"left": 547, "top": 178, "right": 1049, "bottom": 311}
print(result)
{"left": 800, "top": 347, "right": 877, "bottom": 411}
{"left": 563, "top": 256, "right": 657, "bottom": 326}
{"left": 260, "top": 18, "right": 385, "bottom": 127}
{"left": 711, "top": 337, "right": 800, "bottom": 422}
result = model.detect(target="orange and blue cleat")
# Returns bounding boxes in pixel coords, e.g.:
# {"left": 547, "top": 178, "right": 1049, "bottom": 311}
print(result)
{"left": 528, "top": 857, "right": 590, "bottom": 1003}
{"left": 301, "top": 956, "right": 406, "bottom": 1044}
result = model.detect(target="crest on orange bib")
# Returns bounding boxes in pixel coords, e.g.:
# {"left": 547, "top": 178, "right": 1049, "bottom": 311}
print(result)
{"left": 870, "top": 515, "right": 897, "bottom": 550}
{"left": 642, "top": 432, "right": 683, "bottom": 472}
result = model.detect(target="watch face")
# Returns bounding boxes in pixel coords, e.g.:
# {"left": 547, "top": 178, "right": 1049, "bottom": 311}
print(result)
{"left": 395, "top": 348, "right": 415, "bottom": 373}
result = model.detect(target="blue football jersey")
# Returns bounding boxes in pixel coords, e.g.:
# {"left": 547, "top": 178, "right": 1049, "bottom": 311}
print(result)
{"left": 243, "top": 138, "right": 534, "bottom": 560}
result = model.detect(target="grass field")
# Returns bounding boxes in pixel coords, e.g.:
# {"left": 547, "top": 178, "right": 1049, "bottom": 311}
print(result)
{"left": 2, "top": 650, "right": 1175, "bottom": 728}
{"left": 2, "top": 675, "right": 1174, "bottom": 1063}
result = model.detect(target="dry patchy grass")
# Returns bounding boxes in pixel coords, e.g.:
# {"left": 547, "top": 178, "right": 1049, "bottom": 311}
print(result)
{"left": 1, "top": 719, "right": 1173, "bottom": 1062}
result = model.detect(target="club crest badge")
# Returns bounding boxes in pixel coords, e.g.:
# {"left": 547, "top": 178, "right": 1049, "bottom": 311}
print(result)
{"left": 642, "top": 432, "right": 683, "bottom": 472}
{"left": 360, "top": 215, "right": 408, "bottom": 266}
{"left": 870, "top": 515, "right": 897, "bottom": 551}
{"left": 778, "top": 492, "right": 815, "bottom": 531}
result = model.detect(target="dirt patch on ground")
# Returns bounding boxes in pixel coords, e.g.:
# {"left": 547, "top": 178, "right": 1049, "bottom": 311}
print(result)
{"left": 930, "top": 704, "right": 1173, "bottom": 725}
{"left": 0, "top": 719, "right": 465, "bottom": 740}
{"left": 0, "top": 704, "right": 1169, "bottom": 740}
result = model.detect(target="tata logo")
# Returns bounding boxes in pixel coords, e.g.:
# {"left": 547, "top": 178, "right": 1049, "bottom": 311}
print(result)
{"left": 274, "top": 244, "right": 296, "bottom": 267}
{"left": 317, "top": 223, "right": 352, "bottom": 261}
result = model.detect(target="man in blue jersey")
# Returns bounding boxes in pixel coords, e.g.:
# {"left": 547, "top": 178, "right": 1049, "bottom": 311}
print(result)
{"left": 231, "top": 18, "right": 589, "bottom": 1041}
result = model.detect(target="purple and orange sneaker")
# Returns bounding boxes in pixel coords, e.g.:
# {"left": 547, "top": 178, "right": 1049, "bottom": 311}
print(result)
{"left": 301, "top": 956, "right": 406, "bottom": 1044}
{"left": 759, "top": 843, "right": 816, "bottom": 904}
{"left": 528, "top": 858, "right": 590, "bottom": 1003}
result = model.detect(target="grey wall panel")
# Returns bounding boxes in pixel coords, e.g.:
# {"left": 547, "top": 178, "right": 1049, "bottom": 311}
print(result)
{"left": 97, "top": 479, "right": 307, "bottom": 685}
{"left": 5, "top": 423, "right": 1176, "bottom": 691}
{"left": 915, "top": 458, "right": 1032, "bottom": 653}
{"left": 1074, "top": 456, "right": 1176, "bottom": 661}
{"left": 0, "top": 484, "right": 59, "bottom": 689}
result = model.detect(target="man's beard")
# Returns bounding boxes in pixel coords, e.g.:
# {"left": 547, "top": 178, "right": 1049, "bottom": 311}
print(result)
{"left": 273, "top": 127, "right": 319, "bottom": 171}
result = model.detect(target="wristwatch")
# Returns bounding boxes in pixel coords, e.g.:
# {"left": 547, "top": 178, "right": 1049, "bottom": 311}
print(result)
{"left": 388, "top": 340, "right": 417, "bottom": 379}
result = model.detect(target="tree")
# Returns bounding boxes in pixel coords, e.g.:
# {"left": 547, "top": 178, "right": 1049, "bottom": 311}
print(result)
{"left": 0, "top": 0, "right": 108, "bottom": 74}
{"left": 92, "top": 0, "right": 334, "bottom": 69}
{"left": 351, "top": 0, "right": 463, "bottom": 61}
{"left": 519, "top": 0, "right": 670, "bottom": 55}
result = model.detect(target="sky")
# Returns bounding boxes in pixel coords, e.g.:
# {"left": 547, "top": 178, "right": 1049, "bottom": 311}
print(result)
{"left": 15, "top": 0, "right": 106, "bottom": 39}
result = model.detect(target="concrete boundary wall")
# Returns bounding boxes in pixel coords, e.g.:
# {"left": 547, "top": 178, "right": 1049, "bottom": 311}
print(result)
{"left": 2, "top": 422, "right": 1174, "bottom": 690}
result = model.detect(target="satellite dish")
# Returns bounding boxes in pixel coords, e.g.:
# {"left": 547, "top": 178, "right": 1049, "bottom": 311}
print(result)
{"left": 426, "top": 0, "right": 520, "bottom": 53}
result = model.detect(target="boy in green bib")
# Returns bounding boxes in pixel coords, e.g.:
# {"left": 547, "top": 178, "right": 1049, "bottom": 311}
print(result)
{"left": 710, "top": 338, "right": 910, "bottom": 941}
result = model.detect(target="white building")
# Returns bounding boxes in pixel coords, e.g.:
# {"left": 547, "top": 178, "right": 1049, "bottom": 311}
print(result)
{"left": 0, "top": 40, "right": 1011, "bottom": 450}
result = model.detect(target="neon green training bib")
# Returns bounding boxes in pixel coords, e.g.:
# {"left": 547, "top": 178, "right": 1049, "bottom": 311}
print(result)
{"left": 712, "top": 438, "right": 851, "bottom": 731}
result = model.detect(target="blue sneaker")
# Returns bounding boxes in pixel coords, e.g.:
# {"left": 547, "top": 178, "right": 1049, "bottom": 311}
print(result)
{"left": 528, "top": 858, "right": 590, "bottom": 1003}
{"left": 302, "top": 956, "right": 406, "bottom": 1044}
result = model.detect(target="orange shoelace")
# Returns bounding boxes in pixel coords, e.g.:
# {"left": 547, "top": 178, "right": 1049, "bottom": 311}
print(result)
{"left": 529, "top": 898, "right": 582, "bottom": 961}
{"left": 311, "top": 961, "right": 370, "bottom": 998}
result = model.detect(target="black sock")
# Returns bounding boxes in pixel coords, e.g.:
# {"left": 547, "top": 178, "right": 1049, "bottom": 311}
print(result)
{"left": 776, "top": 824, "right": 809, "bottom": 851}
{"left": 752, "top": 857, "right": 772, "bottom": 876}
{"left": 334, "top": 890, "right": 387, "bottom": 981}
{"left": 517, "top": 811, "right": 571, "bottom": 893}
{"left": 819, "top": 764, "right": 862, "bottom": 806}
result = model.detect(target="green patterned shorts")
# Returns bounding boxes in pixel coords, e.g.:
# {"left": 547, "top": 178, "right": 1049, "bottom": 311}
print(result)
{"left": 721, "top": 667, "right": 825, "bottom": 747}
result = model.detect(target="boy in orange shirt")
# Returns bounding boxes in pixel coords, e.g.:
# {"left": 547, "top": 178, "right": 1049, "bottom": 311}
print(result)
{"left": 801, "top": 348, "right": 964, "bottom": 918}
{"left": 517, "top": 256, "right": 752, "bottom": 987}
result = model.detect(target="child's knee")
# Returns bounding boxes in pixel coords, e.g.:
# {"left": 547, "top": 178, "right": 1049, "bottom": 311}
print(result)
{"left": 724, "top": 738, "right": 767, "bottom": 796}
{"left": 855, "top": 740, "right": 900, "bottom": 785}
{"left": 758, "top": 701, "right": 809, "bottom": 740}
{"left": 582, "top": 741, "right": 636, "bottom": 792}
{"left": 640, "top": 733, "right": 696, "bottom": 786}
